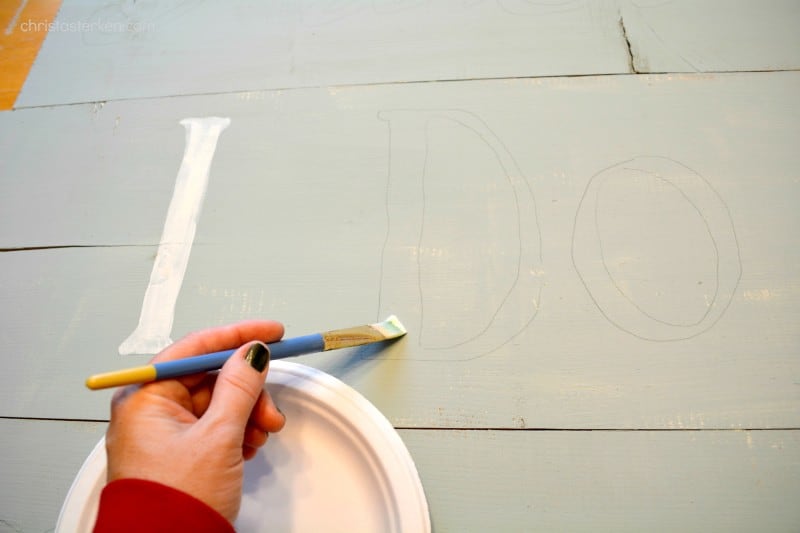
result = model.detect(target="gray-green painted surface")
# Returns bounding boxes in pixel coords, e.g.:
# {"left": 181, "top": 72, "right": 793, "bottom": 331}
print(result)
{"left": 17, "top": 1, "right": 800, "bottom": 108}
{"left": 18, "top": 0, "right": 630, "bottom": 107}
{"left": 0, "top": 419, "right": 106, "bottom": 533}
{"left": 2, "top": 1, "right": 799, "bottom": 531}
{"left": 1, "top": 73, "right": 798, "bottom": 430}
{"left": 1, "top": 421, "right": 798, "bottom": 532}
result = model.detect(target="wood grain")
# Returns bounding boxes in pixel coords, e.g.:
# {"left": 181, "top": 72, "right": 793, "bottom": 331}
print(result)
{"left": 14, "top": 0, "right": 628, "bottom": 107}
{"left": 402, "top": 428, "right": 800, "bottom": 532}
{"left": 619, "top": 0, "right": 800, "bottom": 73}
{"left": 0, "top": 73, "right": 797, "bottom": 429}
{"left": 14, "top": 1, "right": 800, "bottom": 109}
{"left": 2, "top": 3, "right": 799, "bottom": 531}
{"left": 0, "top": 419, "right": 105, "bottom": 533}
{"left": 1, "top": 420, "right": 798, "bottom": 532}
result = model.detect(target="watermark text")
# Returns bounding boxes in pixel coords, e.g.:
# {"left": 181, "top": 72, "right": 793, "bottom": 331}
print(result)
{"left": 20, "top": 19, "right": 155, "bottom": 34}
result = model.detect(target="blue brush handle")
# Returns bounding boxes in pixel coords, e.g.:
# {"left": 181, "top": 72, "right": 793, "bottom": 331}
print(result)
{"left": 154, "top": 333, "right": 325, "bottom": 379}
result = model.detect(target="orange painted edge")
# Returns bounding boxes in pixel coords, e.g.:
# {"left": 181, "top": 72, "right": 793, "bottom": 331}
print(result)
{"left": 0, "top": 0, "right": 63, "bottom": 111}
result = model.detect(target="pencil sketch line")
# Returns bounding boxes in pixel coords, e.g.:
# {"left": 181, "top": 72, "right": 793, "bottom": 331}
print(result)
{"left": 417, "top": 120, "right": 431, "bottom": 345}
{"left": 496, "top": 0, "right": 584, "bottom": 16}
{"left": 376, "top": 112, "right": 391, "bottom": 322}
{"left": 423, "top": 113, "right": 527, "bottom": 348}
{"left": 301, "top": 0, "right": 427, "bottom": 27}
{"left": 595, "top": 171, "right": 719, "bottom": 328}
{"left": 572, "top": 155, "right": 741, "bottom": 342}
{"left": 377, "top": 109, "right": 543, "bottom": 360}
{"left": 424, "top": 112, "right": 530, "bottom": 349}
{"left": 617, "top": 166, "right": 720, "bottom": 325}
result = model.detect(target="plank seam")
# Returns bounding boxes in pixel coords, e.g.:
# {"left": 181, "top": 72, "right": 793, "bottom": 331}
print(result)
{"left": 396, "top": 427, "right": 800, "bottom": 432}
{"left": 0, "top": 244, "right": 156, "bottom": 252}
{"left": 2, "top": 416, "right": 798, "bottom": 432}
{"left": 8, "top": 69, "right": 800, "bottom": 111}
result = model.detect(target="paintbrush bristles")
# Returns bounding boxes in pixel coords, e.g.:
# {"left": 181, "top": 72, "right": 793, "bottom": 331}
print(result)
{"left": 371, "top": 315, "right": 407, "bottom": 338}
{"left": 321, "top": 316, "right": 407, "bottom": 351}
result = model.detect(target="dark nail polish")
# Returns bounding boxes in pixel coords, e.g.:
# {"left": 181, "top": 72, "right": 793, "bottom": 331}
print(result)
{"left": 245, "top": 343, "right": 270, "bottom": 372}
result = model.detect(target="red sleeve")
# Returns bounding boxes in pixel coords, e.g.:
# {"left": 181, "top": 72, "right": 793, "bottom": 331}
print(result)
{"left": 93, "top": 478, "right": 234, "bottom": 533}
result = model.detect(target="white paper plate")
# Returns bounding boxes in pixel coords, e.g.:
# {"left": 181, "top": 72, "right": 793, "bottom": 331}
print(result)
{"left": 57, "top": 361, "right": 430, "bottom": 532}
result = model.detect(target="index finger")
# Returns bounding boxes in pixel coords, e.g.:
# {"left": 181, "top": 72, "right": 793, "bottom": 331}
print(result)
{"left": 150, "top": 320, "right": 285, "bottom": 364}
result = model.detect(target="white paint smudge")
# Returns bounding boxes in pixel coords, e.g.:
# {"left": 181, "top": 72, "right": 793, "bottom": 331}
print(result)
{"left": 743, "top": 288, "right": 774, "bottom": 301}
{"left": 119, "top": 117, "right": 230, "bottom": 355}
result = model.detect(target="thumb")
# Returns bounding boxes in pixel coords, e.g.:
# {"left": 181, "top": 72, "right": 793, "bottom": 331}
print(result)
{"left": 205, "top": 341, "right": 270, "bottom": 431}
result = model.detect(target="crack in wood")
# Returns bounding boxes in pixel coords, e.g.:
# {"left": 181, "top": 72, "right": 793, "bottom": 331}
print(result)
{"left": 618, "top": 13, "right": 639, "bottom": 74}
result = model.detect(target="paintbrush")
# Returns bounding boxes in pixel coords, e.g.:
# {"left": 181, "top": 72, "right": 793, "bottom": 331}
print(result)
{"left": 85, "top": 316, "right": 406, "bottom": 390}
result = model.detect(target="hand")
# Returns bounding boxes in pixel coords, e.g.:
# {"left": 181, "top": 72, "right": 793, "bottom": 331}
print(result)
{"left": 104, "top": 321, "right": 287, "bottom": 522}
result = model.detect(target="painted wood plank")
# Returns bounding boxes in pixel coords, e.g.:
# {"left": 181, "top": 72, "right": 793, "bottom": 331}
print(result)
{"left": 620, "top": 0, "right": 800, "bottom": 74}
{"left": 0, "top": 418, "right": 106, "bottom": 533}
{"left": 0, "top": 73, "right": 798, "bottom": 428}
{"left": 2, "top": 421, "right": 798, "bottom": 532}
{"left": 3, "top": 72, "right": 797, "bottom": 246}
{"left": 15, "top": 0, "right": 630, "bottom": 107}
{"left": 0, "top": 234, "right": 797, "bottom": 428}
{"left": 0, "top": 103, "right": 188, "bottom": 248}
{"left": 14, "top": 0, "right": 800, "bottom": 109}
{"left": 402, "top": 429, "right": 800, "bottom": 532}
{"left": 0, "top": 247, "right": 158, "bottom": 420}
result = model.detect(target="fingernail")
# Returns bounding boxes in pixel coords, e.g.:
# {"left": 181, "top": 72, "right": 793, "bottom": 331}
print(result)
{"left": 244, "top": 342, "right": 270, "bottom": 372}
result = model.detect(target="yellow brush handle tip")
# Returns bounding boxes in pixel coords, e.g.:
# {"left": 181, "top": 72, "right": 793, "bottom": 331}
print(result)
{"left": 85, "top": 365, "right": 158, "bottom": 390}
